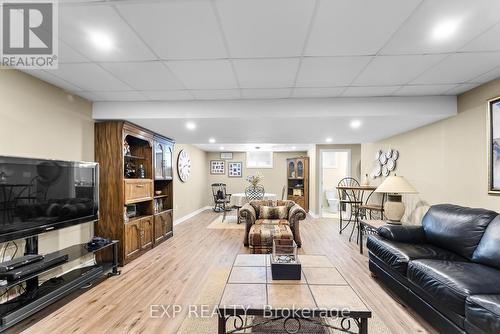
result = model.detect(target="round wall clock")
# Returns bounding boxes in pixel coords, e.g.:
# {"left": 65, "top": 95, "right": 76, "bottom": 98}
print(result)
{"left": 177, "top": 149, "right": 191, "bottom": 182}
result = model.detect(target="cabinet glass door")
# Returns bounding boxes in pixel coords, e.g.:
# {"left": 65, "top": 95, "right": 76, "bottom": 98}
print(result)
{"left": 297, "top": 160, "right": 304, "bottom": 178}
{"left": 154, "top": 142, "right": 164, "bottom": 179}
{"left": 163, "top": 146, "right": 173, "bottom": 179}
{"left": 288, "top": 161, "right": 295, "bottom": 178}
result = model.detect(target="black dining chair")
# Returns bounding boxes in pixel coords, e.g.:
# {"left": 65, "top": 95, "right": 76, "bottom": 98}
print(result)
{"left": 211, "top": 183, "right": 231, "bottom": 222}
{"left": 337, "top": 177, "right": 362, "bottom": 241}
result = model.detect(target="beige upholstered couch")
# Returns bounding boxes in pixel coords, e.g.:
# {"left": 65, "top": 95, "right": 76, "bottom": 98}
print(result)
{"left": 239, "top": 200, "right": 307, "bottom": 254}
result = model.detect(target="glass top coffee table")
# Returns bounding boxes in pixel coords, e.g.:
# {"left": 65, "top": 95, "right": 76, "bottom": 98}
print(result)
{"left": 217, "top": 254, "right": 371, "bottom": 334}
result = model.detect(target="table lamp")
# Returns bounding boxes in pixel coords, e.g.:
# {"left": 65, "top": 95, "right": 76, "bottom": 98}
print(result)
{"left": 375, "top": 175, "right": 417, "bottom": 224}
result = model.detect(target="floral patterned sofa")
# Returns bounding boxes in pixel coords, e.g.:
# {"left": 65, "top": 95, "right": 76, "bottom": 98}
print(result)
{"left": 239, "top": 200, "right": 307, "bottom": 254}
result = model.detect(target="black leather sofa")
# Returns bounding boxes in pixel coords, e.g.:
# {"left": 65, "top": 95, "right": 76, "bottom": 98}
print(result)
{"left": 367, "top": 204, "right": 500, "bottom": 334}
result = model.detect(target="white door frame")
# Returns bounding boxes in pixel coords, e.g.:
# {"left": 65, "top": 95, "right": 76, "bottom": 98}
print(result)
{"left": 318, "top": 148, "right": 352, "bottom": 218}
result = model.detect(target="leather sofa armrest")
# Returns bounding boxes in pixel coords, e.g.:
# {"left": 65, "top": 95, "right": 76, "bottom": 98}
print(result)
{"left": 377, "top": 225, "right": 426, "bottom": 244}
{"left": 240, "top": 203, "right": 256, "bottom": 246}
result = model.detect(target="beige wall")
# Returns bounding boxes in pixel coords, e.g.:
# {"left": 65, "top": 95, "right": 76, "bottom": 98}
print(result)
{"left": 361, "top": 77, "right": 500, "bottom": 223}
{"left": 308, "top": 144, "right": 362, "bottom": 215}
{"left": 321, "top": 152, "right": 349, "bottom": 208}
{"left": 0, "top": 70, "right": 94, "bottom": 278}
{"left": 206, "top": 152, "right": 307, "bottom": 205}
{"left": 173, "top": 144, "right": 208, "bottom": 221}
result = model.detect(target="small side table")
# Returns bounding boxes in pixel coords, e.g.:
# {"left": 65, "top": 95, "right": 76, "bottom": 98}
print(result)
{"left": 358, "top": 220, "right": 387, "bottom": 254}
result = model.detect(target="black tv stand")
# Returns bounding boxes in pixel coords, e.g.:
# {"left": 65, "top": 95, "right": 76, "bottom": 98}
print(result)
{"left": 0, "top": 237, "right": 120, "bottom": 332}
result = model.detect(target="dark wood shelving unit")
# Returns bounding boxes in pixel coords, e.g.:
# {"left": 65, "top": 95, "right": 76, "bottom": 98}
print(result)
{"left": 95, "top": 121, "right": 174, "bottom": 266}
{"left": 286, "top": 157, "right": 309, "bottom": 212}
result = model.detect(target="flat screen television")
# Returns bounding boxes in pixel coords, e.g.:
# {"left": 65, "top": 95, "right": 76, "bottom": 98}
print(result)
{"left": 0, "top": 156, "right": 98, "bottom": 242}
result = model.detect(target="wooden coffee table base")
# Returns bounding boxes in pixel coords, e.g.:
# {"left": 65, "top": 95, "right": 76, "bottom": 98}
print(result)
{"left": 217, "top": 254, "right": 371, "bottom": 334}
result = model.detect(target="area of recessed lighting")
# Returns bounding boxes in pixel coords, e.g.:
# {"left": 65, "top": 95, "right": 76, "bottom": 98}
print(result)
{"left": 291, "top": 146, "right": 297, "bottom": 150}
{"left": 219, "top": 146, "right": 225, "bottom": 150}
{"left": 350, "top": 120, "right": 362, "bottom": 129}
{"left": 186, "top": 122, "right": 196, "bottom": 130}
{"left": 88, "top": 30, "right": 114, "bottom": 51}
{"left": 209, "top": 138, "right": 216, "bottom": 143}
{"left": 432, "top": 19, "right": 460, "bottom": 41}
{"left": 325, "top": 138, "right": 333, "bottom": 143}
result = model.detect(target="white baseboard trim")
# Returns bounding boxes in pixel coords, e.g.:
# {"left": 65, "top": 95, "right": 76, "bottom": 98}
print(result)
{"left": 174, "top": 206, "right": 212, "bottom": 226}
{"left": 308, "top": 211, "right": 319, "bottom": 219}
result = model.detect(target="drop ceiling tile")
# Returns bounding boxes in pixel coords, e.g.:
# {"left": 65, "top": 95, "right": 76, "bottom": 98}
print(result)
{"left": 306, "top": 0, "right": 421, "bottom": 56}
{"left": 24, "top": 69, "right": 84, "bottom": 92}
{"left": 354, "top": 55, "right": 446, "bottom": 86}
{"left": 393, "top": 84, "right": 458, "bottom": 96}
{"left": 342, "top": 86, "right": 400, "bottom": 97}
{"left": 92, "top": 91, "right": 146, "bottom": 101}
{"left": 58, "top": 40, "right": 89, "bottom": 63}
{"left": 241, "top": 88, "right": 291, "bottom": 99}
{"left": 462, "top": 22, "right": 500, "bottom": 52}
{"left": 412, "top": 52, "right": 500, "bottom": 85}
{"left": 215, "top": 0, "right": 316, "bottom": 57}
{"left": 192, "top": 89, "right": 240, "bottom": 100}
{"left": 381, "top": 0, "right": 500, "bottom": 55}
{"left": 296, "top": 57, "right": 372, "bottom": 87}
{"left": 292, "top": 87, "right": 344, "bottom": 98}
{"left": 116, "top": 1, "right": 227, "bottom": 59}
{"left": 99, "top": 62, "right": 184, "bottom": 90}
{"left": 166, "top": 60, "right": 237, "bottom": 89}
{"left": 59, "top": 5, "right": 155, "bottom": 62}
{"left": 74, "top": 91, "right": 103, "bottom": 101}
{"left": 468, "top": 66, "right": 500, "bottom": 84}
{"left": 142, "top": 90, "right": 193, "bottom": 101}
{"left": 444, "top": 83, "right": 481, "bottom": 95}
{"left": 233, "top": 58, "right": 300, "bottom": 88}
{"left": 48, "top": 63, "right": 133, "bottom": 91}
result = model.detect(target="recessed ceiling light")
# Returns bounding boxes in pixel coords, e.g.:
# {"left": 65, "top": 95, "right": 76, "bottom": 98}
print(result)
{"left": 186, "top": 122, "right": 196, "bottom": 130}
{"left": 292, "top": 146, "right": 297, "bottom": 150}
{"left": 325, "top": 137, "right": 333, "bottom": 143}
{"left": 209, "top": 138, "right": 216, "bottom": 143}
{"left": 220, "top": 146, "right": 225, "bottom": 150}
{"left": 88, "top": 30, "right": 114, "bottom": 51}
{"left": 432, "top": 19, "right": 460, "bottom": 41}
{"left": 350, "top": 120, "right": 362, "bottom": 129}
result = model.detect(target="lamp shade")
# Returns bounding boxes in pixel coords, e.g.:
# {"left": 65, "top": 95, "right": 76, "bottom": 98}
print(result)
{"left": 375, "top": 176, "right": 417, "bottom": 194}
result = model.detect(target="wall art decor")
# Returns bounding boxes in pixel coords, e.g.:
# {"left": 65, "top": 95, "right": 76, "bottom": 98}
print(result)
{"left": 371, "top": 148, "right": 399, "bottom": 179}
{"left": 489, "top": 96, "right": 500, "bottom": 194}
{"left": 210, "top": 160, "right": 225, "bottom": 175}
{"left": 228, "top": 161, "right": 242, "bottom": 178}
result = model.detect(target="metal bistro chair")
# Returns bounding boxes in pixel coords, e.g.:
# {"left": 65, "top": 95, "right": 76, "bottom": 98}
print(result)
{"left": 245, "top": 185, "right": 265, "bottom": 201}
{"left": 357, "top": 191, "right": 386, "bottom": 244}
{"left": 337, "top": 177, "right": 362, "bottom": 242}
{"left": 211, "top": 183, "right": 232, "bottom": 222}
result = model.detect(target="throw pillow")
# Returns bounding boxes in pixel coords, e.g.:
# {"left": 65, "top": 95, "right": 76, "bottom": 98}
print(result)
{"left": 259, "top": 206, "right": 288, "bottom": 220}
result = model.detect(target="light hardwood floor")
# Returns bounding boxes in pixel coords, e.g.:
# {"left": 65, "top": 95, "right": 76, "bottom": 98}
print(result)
{"left": 9, "top": 211, "right": 437, "bottom": 334}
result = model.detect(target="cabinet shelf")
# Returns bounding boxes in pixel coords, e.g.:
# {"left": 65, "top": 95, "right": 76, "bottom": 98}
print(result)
{"left": 124, "top": 155, "right": 145, "bottom": 160}
{"left": 126, "top": 215, "right": 152, "bottom": 223}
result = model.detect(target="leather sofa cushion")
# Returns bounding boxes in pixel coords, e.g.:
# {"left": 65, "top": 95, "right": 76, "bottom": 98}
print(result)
{"left": 408, "top": 260, "right": 500, "bottom": 316}
{"left": 473, "top": 216, "right": 500, "bottom": 270}
{"left": 465, "top": 295, "right": 500, "bottom": 334}
{"left": 422, "top": 204, "right": 497, "bottom": 260}
{"left": 367, "top": 235, "right": 466, "bottom": 276}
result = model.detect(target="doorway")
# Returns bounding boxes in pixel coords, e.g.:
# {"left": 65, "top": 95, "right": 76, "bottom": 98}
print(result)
{"left": 319, "top": 149, "right": 351, "bottom": 219}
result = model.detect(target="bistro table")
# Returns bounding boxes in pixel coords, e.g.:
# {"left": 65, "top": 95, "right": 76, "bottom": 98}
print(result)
{"left": 231, "top": 192, "right": 277, "bottom": 207}
{"left": 335, "top": 185, "right": 379, "bottom": 241}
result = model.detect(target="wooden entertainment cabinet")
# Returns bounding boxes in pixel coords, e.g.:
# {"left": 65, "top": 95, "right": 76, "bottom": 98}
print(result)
{"left": 286, "top": 157, "right": 309, "bottom": 212}
{"left": 95, "top": 121, "right": 174, "bottom": 265}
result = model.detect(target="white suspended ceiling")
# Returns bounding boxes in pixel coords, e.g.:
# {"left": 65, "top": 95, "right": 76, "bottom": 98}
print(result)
{"left": 23, "top": 0, "right": 500, "bottom": 102}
